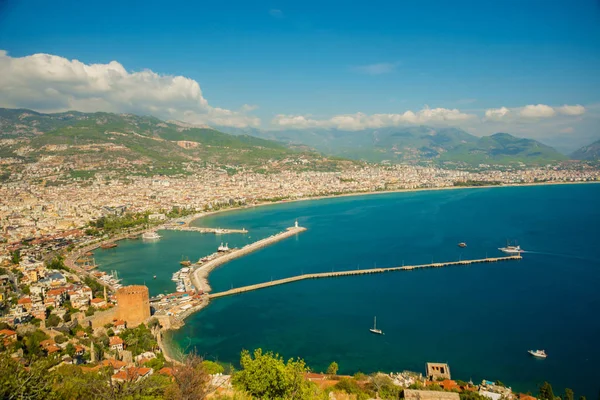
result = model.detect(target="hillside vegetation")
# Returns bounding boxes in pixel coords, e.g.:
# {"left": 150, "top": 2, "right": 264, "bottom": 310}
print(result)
{"left": 0, "top": 108, "right": 353, "bottom": 181}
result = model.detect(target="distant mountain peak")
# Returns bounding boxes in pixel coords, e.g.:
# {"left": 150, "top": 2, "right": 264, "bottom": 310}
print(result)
{"left": 571, "top": 139, "right": 600, "bottom": 160}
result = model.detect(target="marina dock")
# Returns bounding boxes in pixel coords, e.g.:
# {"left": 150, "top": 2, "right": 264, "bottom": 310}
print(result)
{"left": 190, "top": 225, "right": 307, "bottom": 293}
{"left": 208, "top": 255, "right": 522, "bottom": 299}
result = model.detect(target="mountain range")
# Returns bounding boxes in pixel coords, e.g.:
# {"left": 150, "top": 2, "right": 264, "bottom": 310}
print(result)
{"left": 1, "top": 108, "right": 597, "bottom": 178}
{"left": 218, "top": 125, "right": 571, "bottom": 165}
{"left": 571, "top": 139, "right": 600, "bottom": 160}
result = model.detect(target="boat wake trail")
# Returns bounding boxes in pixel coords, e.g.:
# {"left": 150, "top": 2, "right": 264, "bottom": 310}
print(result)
{"left": 522, "top": 251, "right": 599, "bottom": 263}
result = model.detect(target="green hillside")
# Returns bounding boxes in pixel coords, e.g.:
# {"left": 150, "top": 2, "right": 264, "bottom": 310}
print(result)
{"left": 440, "top": 133, "right": 568, "bottom": 164}
{"left": 0, "top": 108, "right": 351, "bottom": 181}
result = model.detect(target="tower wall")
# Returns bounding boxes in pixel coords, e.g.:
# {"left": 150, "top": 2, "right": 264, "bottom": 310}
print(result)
{"left": 115, "top": 285, "right": 150, "bottom": 326}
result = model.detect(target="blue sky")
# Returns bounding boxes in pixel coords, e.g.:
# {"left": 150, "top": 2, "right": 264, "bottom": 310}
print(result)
{"left": 0, "top": 0, "right": 599, "bottom": 150}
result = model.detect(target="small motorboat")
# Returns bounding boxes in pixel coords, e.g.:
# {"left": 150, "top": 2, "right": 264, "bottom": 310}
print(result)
{"left": 528, "top": 349, "right": 547, "bottom": 358}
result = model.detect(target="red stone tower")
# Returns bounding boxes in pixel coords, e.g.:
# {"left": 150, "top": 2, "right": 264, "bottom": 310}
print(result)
{"left": 116, "top": 285, "right": 150, "bottom": 326}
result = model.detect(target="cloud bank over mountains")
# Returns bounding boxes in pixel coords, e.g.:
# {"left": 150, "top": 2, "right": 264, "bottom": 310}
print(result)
{"left": 0, "top": 50, "right": 259, "bottom": 128}
{"left": 0, "top": 50, "right": 593, "bottom": 143}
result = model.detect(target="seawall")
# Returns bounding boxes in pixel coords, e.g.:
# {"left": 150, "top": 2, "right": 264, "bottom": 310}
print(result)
{"left": 190, "top": 226, "right": 307, "bottom": 293}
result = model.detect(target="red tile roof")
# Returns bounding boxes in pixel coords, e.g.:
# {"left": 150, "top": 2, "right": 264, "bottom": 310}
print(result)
{"left": 109, "top": 336, "right": 124, "bottom": 346}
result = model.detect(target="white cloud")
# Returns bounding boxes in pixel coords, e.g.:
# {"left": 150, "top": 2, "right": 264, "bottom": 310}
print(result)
{"left": 0, "top": 50, "right": 260, "bottom": 128}
{"left": 519, "top": 104, "right": 556, "bottom": 118}
{"left": 271, "top": 106, "right": 474, "bottom": 130}
{"left": 484, "top": 104, "right": 586, "bottom": 122}
{"left": 484, "top": 107, "right": 511, "bottom": 121}
{"left": 352, "top": 62, "right": 400, "bottom": 75}
{"left": 557, "top": 104, "right": 585, "bottom": 116}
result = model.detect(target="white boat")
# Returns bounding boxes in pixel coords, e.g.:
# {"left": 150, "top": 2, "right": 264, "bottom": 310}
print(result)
{"left": 528, "top": 349, "right": 547, "bottom": 358}
{"left": 217, "top": 242, "right": 230, "bottom": 252}
{"left": 499, "top": 241, "right": 524, "bottom": 254}
{"left": 142, "top": 231, "right": 161, "bottom": 240}
{"left": 369, "top": 316, "right": 383, "bottom": 335}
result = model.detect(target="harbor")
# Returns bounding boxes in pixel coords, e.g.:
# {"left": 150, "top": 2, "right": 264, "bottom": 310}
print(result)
{"left": 190, "top": 222, "right": 307, "bottom": 293}
{"left": 208, "top": 255, "right": 523, "bottom": 299}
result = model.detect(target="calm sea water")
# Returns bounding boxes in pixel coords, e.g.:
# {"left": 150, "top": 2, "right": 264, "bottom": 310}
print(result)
{"left": 95, "top": 184, "right": 600, "bottom": 397}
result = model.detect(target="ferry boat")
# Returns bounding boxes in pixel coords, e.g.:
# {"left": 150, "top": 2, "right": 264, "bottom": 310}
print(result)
{"left": 528, "top": 349, "right": 547, "bottom": 358}
{"left": 499, "top": 241, "right": 524, "bottom": 254}
{"left": 142, "top": 231, "right": 161, "bottom": 240}
{"left": 369, "top": 316, "right": 383, "bottom": 335}
{"left": 458, "top": 242, "right": 467, "bottom": 248}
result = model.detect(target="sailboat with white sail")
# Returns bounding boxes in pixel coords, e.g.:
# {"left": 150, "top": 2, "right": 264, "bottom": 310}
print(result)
{"left": 369, "top": 316, "right": 383, "bottom": 335}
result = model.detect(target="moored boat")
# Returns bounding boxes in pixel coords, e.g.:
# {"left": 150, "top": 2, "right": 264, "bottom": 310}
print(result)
{"left": 142, "top": 231, "right": 161, "bottom": 240}
{"left": 100, "top": 243, "right": 118, "bottom": 249}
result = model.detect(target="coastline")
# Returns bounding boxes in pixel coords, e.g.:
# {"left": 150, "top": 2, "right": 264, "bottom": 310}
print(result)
{"left": 80, "top": 180, "right": 599, "bottom": 357}
{"left": 186, "top": 180, "right": 600, "bottom": 227}
{"left": 190, "top": 226, "right": 307, "bottom": 294}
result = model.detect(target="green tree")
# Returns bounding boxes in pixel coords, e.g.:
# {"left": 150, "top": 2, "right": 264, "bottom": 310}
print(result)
{"left": 0, "top": 353, "right": 58, "bottom": 399}
{"left": 326, "top": 361, "right": 338, "bottom": 375}
{"left": 564, "top": 388, "right": 574, "bottom": 400}
{"left": 371, "top": 374, "right": 401, "bottom": 400}
{"left": 54, "top": 335, "right": 68, "bottom": 344}
{"left": 10, "top": 249, "right": 21, "bottom": 265}
{"left": 539, "top": 382, "right": 555, "bottom": 400}
{"left": 65, "top": 343, "right": 76, "bottom": 357}
{"left": 46, "top": 313, "right": 62, "bottom": 327}
{"left": 232, "top": 348, "right": 316, "bottom": 400}
{"left": 334, "top": 378, "right": 373, "bottom": 400}
{"left": 23, "top": 329, "right": 49, "bottom": 359}
{"left": 45, "top": 254, "right": 70, "bottom": 272}
{"left": 203, "top": 360, "right": 225, "bottom": 375}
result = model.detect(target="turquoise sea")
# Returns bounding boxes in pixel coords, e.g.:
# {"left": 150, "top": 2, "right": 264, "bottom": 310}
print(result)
{"left": 94, "top": 184, "right": 600, "bottom": 397}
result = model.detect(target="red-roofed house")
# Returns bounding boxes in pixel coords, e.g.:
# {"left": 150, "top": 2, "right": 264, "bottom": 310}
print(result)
{"left": 17, "top": 297, "right": 32, "bottom": 311}
{"left": 113, "top": 320, "right": 126, "bottom": 332}
{"left": 100, "top": 358, "right": 127, "bottom": 371}
{"left": 90, "top": 298, "right": 107, "bottom": 308}
{"left": 157, "top": 367, "right": 174, "bottom": 377}
{"left": 0, "top": 329, "right": 17, "bottom": 345}
{"left": 46, "top": 344, "right": 61, "bottom": 354}
{"left": 112, "top": 367, "right": 153, "bottom": 382}
{"left": 109, "top": 336, "right": 124, "bottom": 352}
{"left": 40, "top": 339, "right": 56, "bottom": 349}
{"left": 74, "top": 345, "right": 85, "bottom": 356}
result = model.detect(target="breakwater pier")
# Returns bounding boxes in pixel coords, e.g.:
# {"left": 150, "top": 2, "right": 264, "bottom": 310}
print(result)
{"left": 190, "top": 224, "right": 308, "bottom": 292}
{"left": 208, "top": 255, "right": 522, "bottom": 299}
{"left": 162, "top": 226, "right": 248, "bottom": 234}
